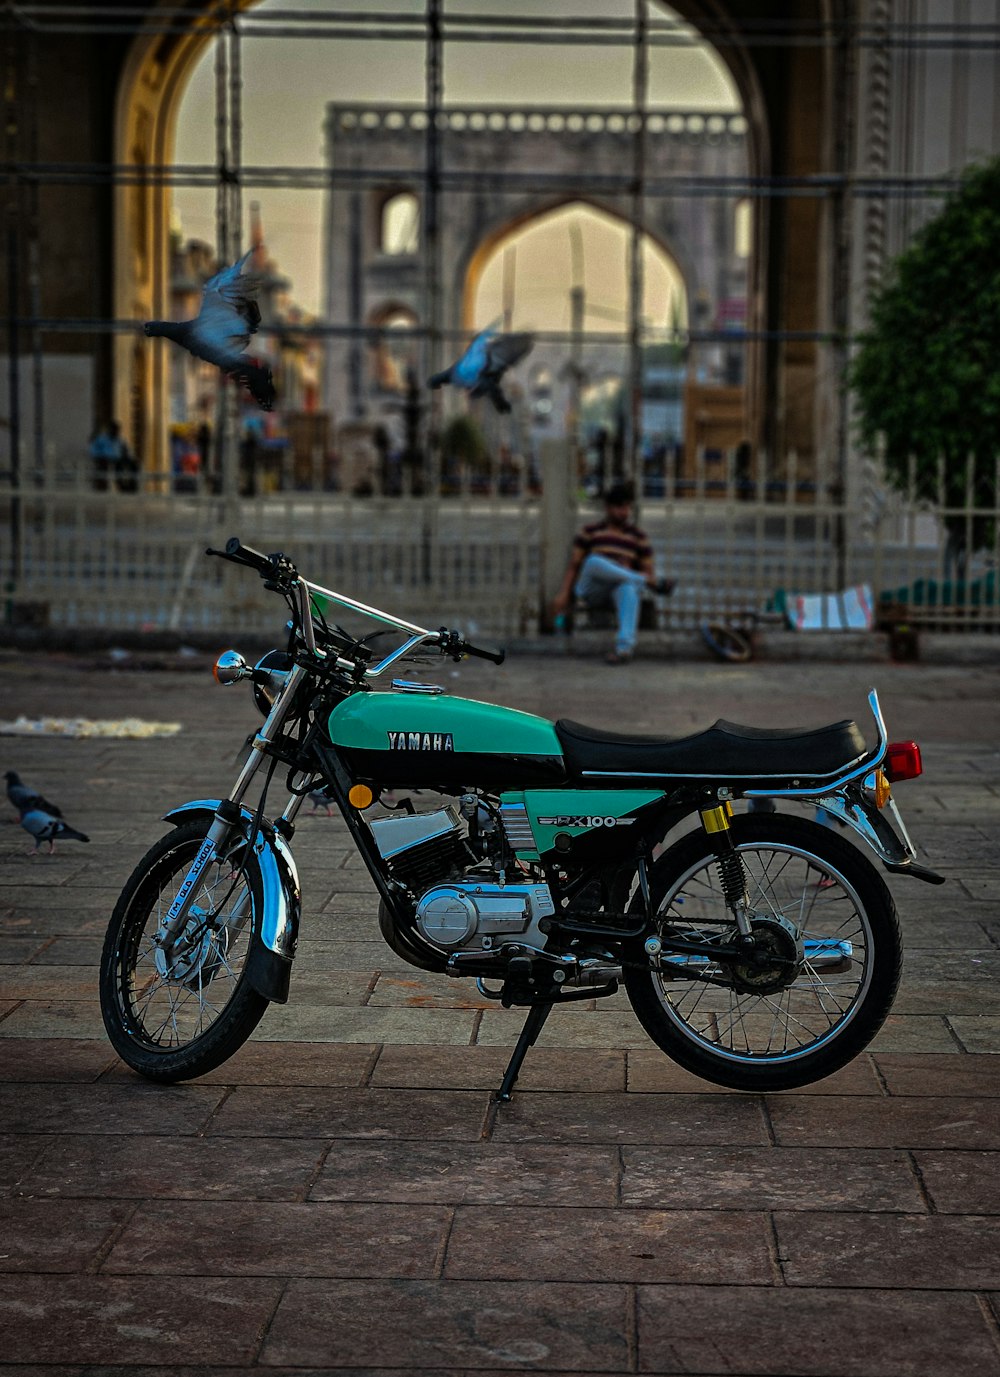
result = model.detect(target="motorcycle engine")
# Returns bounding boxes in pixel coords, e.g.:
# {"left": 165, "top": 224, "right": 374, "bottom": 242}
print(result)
{"left": 370, "top": 804, "right": 555, "bottom": 952}
{"left": 414, "top": 881, "right": 555, "bottom": 950}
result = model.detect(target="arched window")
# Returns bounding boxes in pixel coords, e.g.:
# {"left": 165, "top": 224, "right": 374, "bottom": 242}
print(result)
{"left": 380, "top": 193, "right": 420, "bottom": 255}
{"left": 734, "top": 199, "right": 752, "bottom": 259}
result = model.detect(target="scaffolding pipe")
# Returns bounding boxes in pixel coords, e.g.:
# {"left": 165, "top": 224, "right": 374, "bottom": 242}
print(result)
{"left": 626, "top": 0, "right": 647, "bottom": 498}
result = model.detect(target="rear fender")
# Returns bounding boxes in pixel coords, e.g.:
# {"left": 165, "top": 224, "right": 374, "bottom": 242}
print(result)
{"left": 808, "top": 788, "right": 912, "bottom": 865}
{"left": 162, "top": 799, "right": 300, "bottom": 1003}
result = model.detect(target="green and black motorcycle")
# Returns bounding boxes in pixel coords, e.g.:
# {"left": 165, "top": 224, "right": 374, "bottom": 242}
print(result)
{"left": 100, "top": 538, "right": 942, "bottom": 1099}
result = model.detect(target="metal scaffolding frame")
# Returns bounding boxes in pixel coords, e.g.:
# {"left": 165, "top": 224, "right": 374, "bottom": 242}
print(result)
{"left": 1, "top": 2, "right": 999, "bottom": 635}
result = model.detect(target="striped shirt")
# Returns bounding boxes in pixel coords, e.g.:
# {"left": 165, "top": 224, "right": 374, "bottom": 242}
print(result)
{"left": 574, "top": 518, "right": 652, "bottom": 571}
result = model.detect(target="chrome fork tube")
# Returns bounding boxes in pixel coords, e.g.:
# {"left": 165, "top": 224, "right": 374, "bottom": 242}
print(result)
{"left": 156, "top": 663, "right": 309, "bottom": 951}
{"left": 228, "top": 663, "right": 310, "bottom": 808}
{"left": 279, "top": 787, "right": 309, "bottom": 827}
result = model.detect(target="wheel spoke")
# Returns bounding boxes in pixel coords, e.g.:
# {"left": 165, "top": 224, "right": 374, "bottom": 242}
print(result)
{"left": 640, "top": 828, "right": 886, "bottom": 1069}
{"left": 112, "top": 838, "right": 256, "bottom": 1051}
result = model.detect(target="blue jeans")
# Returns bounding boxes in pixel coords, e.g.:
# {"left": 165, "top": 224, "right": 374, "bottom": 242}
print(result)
{"left": 575, "top": 553, "right": 648, "bottom": 656}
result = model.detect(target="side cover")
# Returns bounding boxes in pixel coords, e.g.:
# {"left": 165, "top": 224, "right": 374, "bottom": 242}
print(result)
{"left": 501, "top": 788, "right": 667, "bottom": 862}
{"left": 326, "top": 692, "right": 566, "bottom": 790}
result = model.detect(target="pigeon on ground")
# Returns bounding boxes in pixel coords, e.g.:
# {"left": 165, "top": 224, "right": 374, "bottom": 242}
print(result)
{"left": 5, "top": 771, "right": 62, "bottom": 819}
{"left": 308, "top": 786, "right": 336, "bottom": 816}
{"left": 19, "top": 808, "right": 89, "bottom": 855}
{"left": 428, "top": 324, "right": 534, "bottom": 413}
{"left": 144, "top": 249, "right": 275, "bottom": 410}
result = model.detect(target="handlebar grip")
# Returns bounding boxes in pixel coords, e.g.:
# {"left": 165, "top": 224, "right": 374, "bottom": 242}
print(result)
{"left": 464, "top": 640, "right": 506, "bottom": 665}
{"left": 224, "top": 537, "right": 274, "bottom": 574}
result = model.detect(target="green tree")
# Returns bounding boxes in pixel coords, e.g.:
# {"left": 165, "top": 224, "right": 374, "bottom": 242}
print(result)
{"left": 849, "top": 157, "right": 1000, "bottom": 561}
{"left": 440, "top": 413, "right": 489, "bottom": 493}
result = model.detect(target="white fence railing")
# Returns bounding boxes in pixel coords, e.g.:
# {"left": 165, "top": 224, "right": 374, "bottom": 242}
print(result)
{"left": 2, "top": 454, "right": 997, "bottom": 637}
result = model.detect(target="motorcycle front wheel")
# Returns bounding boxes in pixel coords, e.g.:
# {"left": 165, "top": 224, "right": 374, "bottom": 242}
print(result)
{"left": 100, "top": 823, "right": 269, "bottom": 1082}
{"left": 624, "top": 813, "right": 902, "bottom": 1091}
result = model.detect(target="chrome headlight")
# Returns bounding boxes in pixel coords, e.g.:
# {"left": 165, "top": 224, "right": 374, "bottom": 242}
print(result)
{"left": 213, "top": 650, "right": 250, "bottom": 685}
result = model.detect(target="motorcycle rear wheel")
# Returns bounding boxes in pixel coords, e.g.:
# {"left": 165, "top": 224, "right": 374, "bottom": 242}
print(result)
{"left": 624, "top": 813, "right": 902, "bottom": 1091}
{"left": 100, "top": 823, "right": 269, "bottom": 1082}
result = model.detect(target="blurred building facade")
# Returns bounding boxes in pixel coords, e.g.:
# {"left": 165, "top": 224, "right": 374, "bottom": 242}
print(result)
{"left": 2, "top": 3, "right": 1000, "bottom": 495}
{"left": 322, "top": 103, "right": 749, "bottom": 460}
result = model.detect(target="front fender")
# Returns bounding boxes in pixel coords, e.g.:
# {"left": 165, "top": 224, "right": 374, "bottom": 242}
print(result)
{"left": 162, "top": 800, "right": 300, "bottom": 1003}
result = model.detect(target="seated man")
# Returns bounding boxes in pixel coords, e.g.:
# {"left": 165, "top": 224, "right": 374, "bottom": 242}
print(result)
{"left": 551, "top": 481, "right": 674, "bottom": 664}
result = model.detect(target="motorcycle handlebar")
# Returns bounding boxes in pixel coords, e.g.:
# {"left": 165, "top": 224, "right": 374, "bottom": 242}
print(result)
{"left": 206, "top": 538, "right": 296, "bottom": 581}
{"left": 437, "top": 627, "right": 505, "bottom": 665}
{"left": 463, "top": 639, "right": 506, "bottom": 666}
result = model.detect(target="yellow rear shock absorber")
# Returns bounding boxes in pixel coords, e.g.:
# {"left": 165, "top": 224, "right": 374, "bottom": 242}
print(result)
{"left": 699, "top": 802, "right": 753, "bottom": 936}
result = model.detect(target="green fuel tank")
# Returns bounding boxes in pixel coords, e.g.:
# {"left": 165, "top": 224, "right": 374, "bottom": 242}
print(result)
{"left": 326, "top": 690, "right": 567, "bottom": 790}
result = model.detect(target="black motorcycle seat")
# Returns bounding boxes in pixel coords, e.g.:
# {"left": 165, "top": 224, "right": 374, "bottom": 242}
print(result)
{"left": 554, "top": 716, "right": 869, "bottom": 781}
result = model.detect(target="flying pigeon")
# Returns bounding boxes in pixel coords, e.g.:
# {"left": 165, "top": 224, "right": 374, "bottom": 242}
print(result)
{"left": 19, "top": 808, "right": 89, "bottom": 856}
{"left": 428, "top": 324, "right": 534, "bottom": 413}
{"left": 5, "top": 771, "right": 62, "bottom": 819}
{"left": 144, "top": 249, "right": 275, "bottom": 410}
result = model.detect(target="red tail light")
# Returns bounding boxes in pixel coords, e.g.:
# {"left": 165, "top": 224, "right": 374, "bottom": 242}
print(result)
{"left": 885, "top": 741, "right": 922, "bottom": 782}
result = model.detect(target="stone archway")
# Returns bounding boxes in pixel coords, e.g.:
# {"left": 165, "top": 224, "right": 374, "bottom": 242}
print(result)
{"left": 323, "top": 102, "right": 754, "bottom": 440}
{"left": 459, "top": 195, "right": 696, "bottom": 338}
{"left": 112, "top": 1, "right": 255, "bottom": 474}
{"left": 111, "top": 1, "right": 843, "bottom": 478}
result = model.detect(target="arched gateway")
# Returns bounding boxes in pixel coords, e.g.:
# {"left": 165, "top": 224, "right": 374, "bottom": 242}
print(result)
{"left": 105, "top": 1, "right": 798, "bottom": 480}
{"left": 322, "top": 102, "right": 753, "bottom": 457}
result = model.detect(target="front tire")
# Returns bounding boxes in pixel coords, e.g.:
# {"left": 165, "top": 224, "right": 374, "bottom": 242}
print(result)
{"left": 100, "top": 823, "right": 269, "bottom": 1082}
{"left": 624, "top": 814, "right": 902, "bottom": 1091}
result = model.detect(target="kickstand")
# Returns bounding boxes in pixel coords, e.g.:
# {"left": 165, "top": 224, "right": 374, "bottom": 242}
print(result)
{"left": 494, "top": 1001, "right": 553, "bottom": 1103}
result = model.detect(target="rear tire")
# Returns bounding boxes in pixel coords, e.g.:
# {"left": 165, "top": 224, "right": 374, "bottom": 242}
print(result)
{"left": 624, "top": 813, "right": 901, "bottom": 1091}
{"left": 100, "top": 823, "right": 269, "bottom": 1082}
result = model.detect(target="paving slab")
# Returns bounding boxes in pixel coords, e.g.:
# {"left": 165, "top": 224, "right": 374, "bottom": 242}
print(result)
{"left": 22, "top": 1134, "right": 329, "bottom": 1201}
{"left": 371, "top": 1044, "right": 626, "bottom": 1092}
{"left": 767, "top": 1093, "right": 1000, "bottom": 1149}
{"left": 22, "top": 937, "right": 104, "bottom": 965}
{"left": 865, "top": 1014, "right": 963, "bottom": 1052}
{"left": 443, "top": 1204, "right": 776, "bottom": 1284}
{"left": 99, "top": 1038, "right": 378, "bottom": 1087}
{"left": 0, "top": 1038, "right": 117, "bottom": 1082}
{"left": 309, "top": 1140, "right": 621, "bottom": 1206}
{"left": 206, "top": 1086, "right": 491, "bottom": 1140}
{"left": 774, "top": 1210, "right": 1000, "bottom": 1288}
{"left": 910, "top": 1149, "right": 1000, "bottom": 1213}
{"left": 0, "top": 1198, "right": 135, "bottom": 1273}
{"left": 0, "top": 1082, "right": 225, "bottom": 1135}
{"left": 950, "top": 1015, "right": 1000, "bottom": 1052}
{"left": 620, "top": 1145, "right": 924, "bottom": 1212}
{"left": 635, "top": 1285, "right": 1000, "bottom": 1376}
{"left": 0, "top": 1276, "right": 282, "bottom": 1366}
{"left": 254, "top": 1003, "right": 480, "bottom": 1043}
{"left": 874, "top": 1051, "right": 1000, "bottom": 1095}
{"left": 261, "top": 1279, "right": 632, "bottom": 1370}
{"left": 102, "top": 1199, "right": 452, "bottom": 1278}
{"left": 3, "top": 652, "right": 1000, "bottom": 1375}
{"left": 0, "top": 1134, "right": 48, "bottom": 1191}
{"left": 491, "top": 1091, "right": 770, "bottom": 1145}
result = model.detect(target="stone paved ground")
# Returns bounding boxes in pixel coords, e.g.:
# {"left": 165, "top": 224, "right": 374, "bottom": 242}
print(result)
{"left": 1, "top": 645, "right": 999, "bottom": 1375}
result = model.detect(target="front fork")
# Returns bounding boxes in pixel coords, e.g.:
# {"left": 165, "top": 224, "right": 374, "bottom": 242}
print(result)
{"left": 154, "top": 663, "right": 311, "bottom": 956}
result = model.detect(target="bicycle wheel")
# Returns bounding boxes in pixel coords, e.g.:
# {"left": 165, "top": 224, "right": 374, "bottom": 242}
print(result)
{"left": 100, "top": 823, "right": 269, "bottom": 1081}
{"left": 700, "top": 620, "right": 753, "bottom": 663}
{"left": 624, "top": 813, "right": 901, "bottom": 1091}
